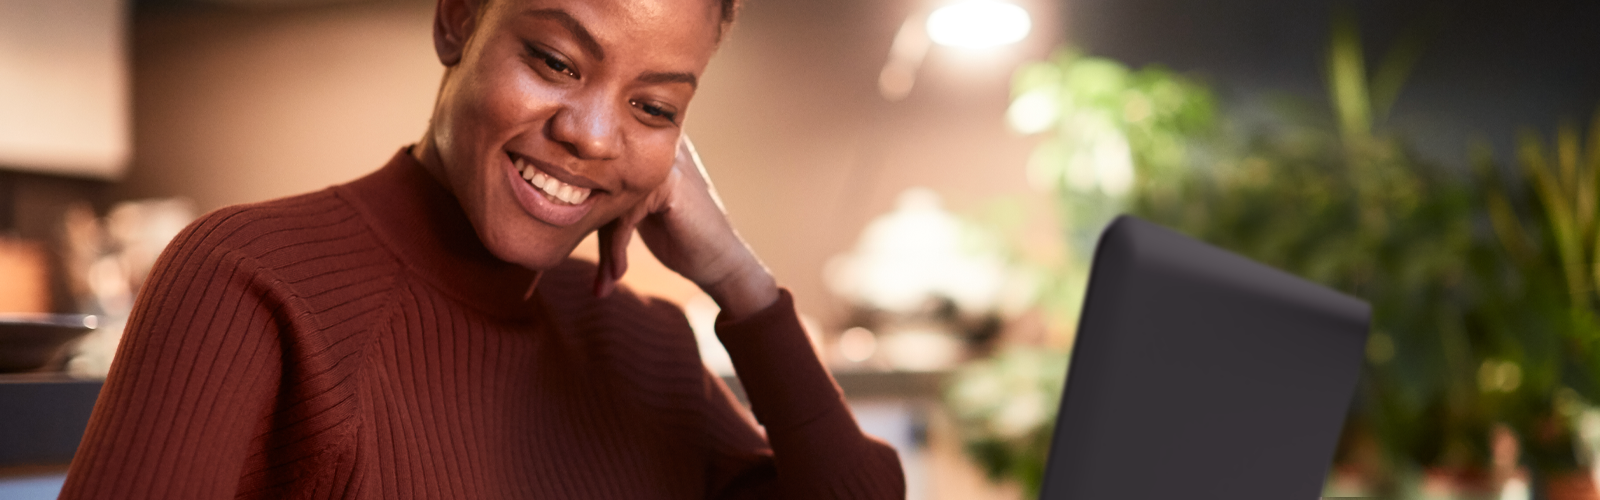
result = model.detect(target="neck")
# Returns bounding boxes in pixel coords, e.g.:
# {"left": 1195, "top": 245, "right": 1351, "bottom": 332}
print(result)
{"left": 411, "top": 130, "right": 453, "bottom": 189}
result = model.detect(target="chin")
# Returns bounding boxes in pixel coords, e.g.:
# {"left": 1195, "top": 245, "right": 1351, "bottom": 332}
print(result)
{"left": 463, "top": 166, "right": 592, "bottom": 272}
{"left": 484, "top": 206, "right": 615, "bottom": 273}
{"left": 475, "top": 220, "right": 587, "bottom": 272}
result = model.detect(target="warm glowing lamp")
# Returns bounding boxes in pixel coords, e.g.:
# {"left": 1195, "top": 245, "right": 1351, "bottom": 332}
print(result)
{"left": 878, "top": 0, "right": 1034, "bottom": 100}
{"left": 925, "top": 0, "right": 1032, "bottom": 49}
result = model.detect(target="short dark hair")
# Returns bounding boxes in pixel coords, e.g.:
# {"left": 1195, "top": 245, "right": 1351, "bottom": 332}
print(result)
{"left": 476, "top": 0, "right": 744, "bottom": 42}
{"left": 715, "top": 0, "right": 742, "bottom": 41}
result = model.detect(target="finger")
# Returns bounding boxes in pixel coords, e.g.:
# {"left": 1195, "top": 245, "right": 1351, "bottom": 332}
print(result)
{"left": 677, "top": 134, "right": 698, "bottom": 167}
{"left": 675, "top": 135, "right": 724, "bottom": 211}
{"left": 674, "top": 137, "right": 701, "bottom": 180}
{"left": 607, "top": 218, "right": 634, "bottom": 283}
{"left": 594, "top": 218, "right": 628, "bottom": 298}
{"left": 594, "top": 206, "right": 651, "bottom": 298}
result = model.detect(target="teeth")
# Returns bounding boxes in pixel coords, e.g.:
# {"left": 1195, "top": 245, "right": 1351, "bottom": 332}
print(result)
{"left": 515, "top": 157, "right": 591, "bottom": 205}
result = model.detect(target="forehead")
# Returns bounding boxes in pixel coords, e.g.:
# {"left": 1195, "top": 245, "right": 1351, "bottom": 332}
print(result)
{"left": 485, "top": 0, "right": 721, "bottom": 65}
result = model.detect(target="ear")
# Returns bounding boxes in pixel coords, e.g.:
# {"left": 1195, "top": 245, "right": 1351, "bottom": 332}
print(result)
{"left": 434, "top": 0, "right": 481, "bottom": 66}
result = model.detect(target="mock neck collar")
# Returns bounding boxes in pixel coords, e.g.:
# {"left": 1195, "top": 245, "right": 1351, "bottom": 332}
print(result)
{"left": 336, "top": 147, "right": 542, "bottom": 319}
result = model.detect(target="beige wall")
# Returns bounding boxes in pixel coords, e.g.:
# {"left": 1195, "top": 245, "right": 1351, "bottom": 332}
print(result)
{"left": 119, "top": 0, "right": 1061, "bottom": 327}
{"left": 121, "top": 1, "right": 441, "bottom": 210}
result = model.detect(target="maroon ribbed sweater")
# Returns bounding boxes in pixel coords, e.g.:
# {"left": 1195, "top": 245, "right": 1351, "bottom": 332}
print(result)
{"left": 60, "top": 149, "right": 904, "bottom": 499}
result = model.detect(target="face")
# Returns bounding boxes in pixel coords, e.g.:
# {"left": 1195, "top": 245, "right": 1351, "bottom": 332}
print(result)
{"left": 421, "top": 0, "right": 721, "bottom": 270}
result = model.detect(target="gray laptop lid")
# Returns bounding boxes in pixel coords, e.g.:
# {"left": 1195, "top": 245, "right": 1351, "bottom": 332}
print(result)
{"left": 1038, "top": 216, "right": 1370, "bottom": 499}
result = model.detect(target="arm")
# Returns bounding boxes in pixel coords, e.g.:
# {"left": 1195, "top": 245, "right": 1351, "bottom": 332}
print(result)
{"left": 713, "top": 290, "right": 905, "bottom": 498}
{"left": 60, "top": 218, "right": 282, "bottom": 500}
{"left": 595, "top": 137, "right": 905, "bottom": 498}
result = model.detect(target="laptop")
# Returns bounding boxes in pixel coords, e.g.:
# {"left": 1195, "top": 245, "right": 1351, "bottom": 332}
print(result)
{"left": 1038, "top": 215, "right": 1371, "bottom": 499}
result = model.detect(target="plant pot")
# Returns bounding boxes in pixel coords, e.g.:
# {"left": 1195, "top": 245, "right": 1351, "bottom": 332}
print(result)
{"left": 1544, "top": 472, "right": 1600, "bottom": 500}
{"left": 1420, "top": 467, "right": 1496, "bottom": 500}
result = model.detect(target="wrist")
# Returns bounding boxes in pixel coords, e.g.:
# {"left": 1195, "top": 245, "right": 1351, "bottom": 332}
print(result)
{"left": 701, "top": 257, "right": 779, "bottom": 322}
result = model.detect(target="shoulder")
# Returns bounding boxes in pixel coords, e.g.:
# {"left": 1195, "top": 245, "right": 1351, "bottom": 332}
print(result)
{"left": 156, "top": 189, "right": 401, "bottom": 310}
{"left": 176, "top": 190, "right": 356, "bottom": 260}
{"left": 172, "top": 190, "right": 393, "bottom": 274}
{"left": 137, "top": 189, "right": 400, "bottom": 370}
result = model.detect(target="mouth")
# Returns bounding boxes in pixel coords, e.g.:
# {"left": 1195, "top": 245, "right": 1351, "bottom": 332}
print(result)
{"left": 516, "top": 156, "right": 593, "bottom": 205}
{"left": 504, "top": 152, "right": 598, "bottom": 227}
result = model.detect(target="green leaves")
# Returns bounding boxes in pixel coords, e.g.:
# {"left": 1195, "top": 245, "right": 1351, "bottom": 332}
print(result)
{"left": 1001, "top": 49, "right": 1220, "bottom": 336}
{"left": 981, "top": 8, "right": 1600, "bottom": 488}
{"left": 1327, "top": 9, "right": 1373, "bottom": 140}
{"left": 1486, "top": 113, "right": 1600, "bottom": 465}
{"left": 1544, "top": 116, "right": 1600, "bottom": 308}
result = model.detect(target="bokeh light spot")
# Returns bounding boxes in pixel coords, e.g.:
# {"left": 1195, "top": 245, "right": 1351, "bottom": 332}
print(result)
{"left": 926, "top": 1, "right": 1032, "bottom": 49}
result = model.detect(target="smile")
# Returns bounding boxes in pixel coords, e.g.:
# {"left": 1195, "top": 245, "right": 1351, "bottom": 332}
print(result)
{"left": 516, "top": 156, "right": 592, "bottom": 205}
{"left": 504, "top": 152, "right": 596, "bottom": 227}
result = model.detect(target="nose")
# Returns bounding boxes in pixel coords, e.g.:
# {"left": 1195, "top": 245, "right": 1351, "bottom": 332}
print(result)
{"left": 548, "top": 92, "right": 623, "bottom": 161}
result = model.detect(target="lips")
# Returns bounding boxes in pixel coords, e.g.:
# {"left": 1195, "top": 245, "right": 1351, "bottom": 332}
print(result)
{"left": 503, "top": 152, "right": 597, "bottom": 227}
{"left": 518, "top": 157, "right": 592, "bottom": 204}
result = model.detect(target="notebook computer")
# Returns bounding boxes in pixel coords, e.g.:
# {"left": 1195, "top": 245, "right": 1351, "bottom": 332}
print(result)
{"left": 1038, "top": 215, "right": 1371, "bottom": 499}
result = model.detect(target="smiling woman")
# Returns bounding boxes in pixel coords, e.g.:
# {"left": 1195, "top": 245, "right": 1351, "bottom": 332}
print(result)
{"left": 55, "top": 0, "right": 904, "bottom": 498}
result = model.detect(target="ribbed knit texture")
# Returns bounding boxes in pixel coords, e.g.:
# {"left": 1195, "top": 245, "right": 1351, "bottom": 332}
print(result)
{"left": 60, "top": 149, "right": 904, "bottom": 499}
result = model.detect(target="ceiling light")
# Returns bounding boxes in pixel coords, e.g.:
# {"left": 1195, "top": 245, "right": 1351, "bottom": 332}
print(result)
{"left": 926, "top": 1, "right": 1032, "bottom": 49}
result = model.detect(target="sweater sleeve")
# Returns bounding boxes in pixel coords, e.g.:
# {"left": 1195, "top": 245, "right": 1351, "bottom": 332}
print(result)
{"left": 60, "top": 222, "right": 285, "bottom": 500}
{"left": 711, "top": 289, "right": 906, "bottom": 499}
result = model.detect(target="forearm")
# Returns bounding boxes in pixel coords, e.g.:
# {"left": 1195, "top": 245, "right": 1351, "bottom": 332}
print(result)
{"left": 699, "top": 253, "right": 779, "bottom": 323}
{"left": 714, "top": 290, "right": 906, "bottom": 498}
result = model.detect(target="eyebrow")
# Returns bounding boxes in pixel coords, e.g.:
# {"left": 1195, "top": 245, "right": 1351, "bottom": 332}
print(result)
{"left": 638, "top": 71, "right": 698, "bottom": 90}
{"left": 522, "top": 8, "right": 605, "bottom": 61}
{"left": 521, "top": 8, "right": 698, "bottom": 90}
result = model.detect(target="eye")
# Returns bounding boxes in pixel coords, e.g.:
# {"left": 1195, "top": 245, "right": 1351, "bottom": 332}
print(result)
{"left": 524, "top": 42, "right": 578, "bottom": 80}
{"left": 543, "top": 57, "right": 572, "bottom": 76}
{"left": 630, "top": 99, "right": 679, "bottom": 125}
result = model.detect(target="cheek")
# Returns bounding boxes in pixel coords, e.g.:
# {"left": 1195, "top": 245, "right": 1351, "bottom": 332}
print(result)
{"left": 625, "top": 137, "right": 682, "bottom": 191}
{"left": 452, "top": 55, "right": 561, "bottom": 144}
{"left": 459, "top": 85, "right": 533, "bottom": 148}
{"left": 448, "top": 73, "right": 559, "bottom": 186}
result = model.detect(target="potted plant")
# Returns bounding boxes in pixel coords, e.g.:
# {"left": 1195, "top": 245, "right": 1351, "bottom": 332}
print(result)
{"left": 1475, "top": 112, "right": 1600, "bottom": 500}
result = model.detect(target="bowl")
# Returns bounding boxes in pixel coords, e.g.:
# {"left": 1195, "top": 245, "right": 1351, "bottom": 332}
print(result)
{"left": 0, "top": 314, "right": 97, "bottom": 373}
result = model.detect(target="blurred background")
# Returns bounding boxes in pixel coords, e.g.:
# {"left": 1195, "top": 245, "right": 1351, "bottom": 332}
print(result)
{"left": 2, "top": 0, "right": 1599, "bottom": 498}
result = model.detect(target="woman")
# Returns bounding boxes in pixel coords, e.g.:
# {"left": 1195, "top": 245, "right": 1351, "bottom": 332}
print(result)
{"left": 58, "top": 0, "right": 905, "bottom": 497}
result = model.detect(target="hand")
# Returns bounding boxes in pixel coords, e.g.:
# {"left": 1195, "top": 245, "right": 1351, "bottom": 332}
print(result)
{"left": 594, "top": 136, "right": 779, "bottom": 320}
